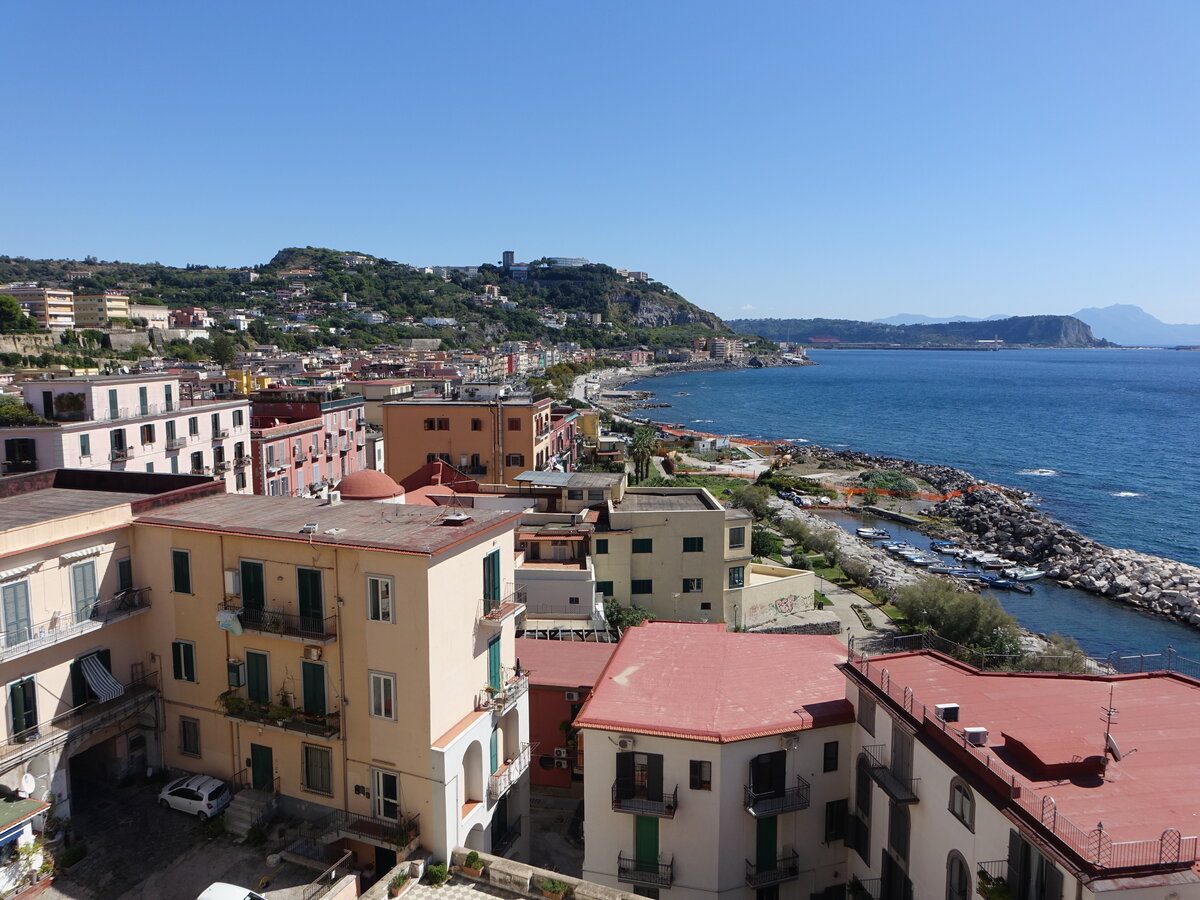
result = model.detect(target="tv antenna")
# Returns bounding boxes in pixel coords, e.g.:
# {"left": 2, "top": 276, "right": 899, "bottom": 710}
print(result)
{"left": 1102, "top": 685, "right": 1137, "bottom": 762}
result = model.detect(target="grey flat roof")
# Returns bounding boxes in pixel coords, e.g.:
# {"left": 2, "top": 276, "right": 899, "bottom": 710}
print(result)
{"left": 136, "top": 494, "right": 522, "bottom": 556}
{"left": 513, "top": 471, "right": 622, "bottom": 489}
{"left": 0, "top": 488, "right": 153, "bottom": 532}
{"left": 618, "top": 491, "right": 712, "bottom": 512}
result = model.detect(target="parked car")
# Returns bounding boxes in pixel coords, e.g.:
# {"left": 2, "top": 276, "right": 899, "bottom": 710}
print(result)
{"left": 158, "top": 774, "right": 231, "bottom": 819}
{"left": 198, "top": 884, "right": 265, "bottom": 900}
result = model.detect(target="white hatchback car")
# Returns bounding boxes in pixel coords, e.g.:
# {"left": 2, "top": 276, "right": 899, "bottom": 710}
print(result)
{"left": 158, "top": 774, "right": 232, "bottom": 819}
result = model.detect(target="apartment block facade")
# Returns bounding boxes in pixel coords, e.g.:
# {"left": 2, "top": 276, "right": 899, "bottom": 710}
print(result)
{"left": 1, "top": 285, "right": 75, "bottom": 332}
{"left": 248, "top": 388, "right": 368, "bottom": 497}
{"left": 72, "top": 292, "right": 131, "bottom": 328}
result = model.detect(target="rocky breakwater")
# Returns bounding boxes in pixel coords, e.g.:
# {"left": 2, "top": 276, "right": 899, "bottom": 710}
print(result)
{"left": 929, "top": 488, "right": 1200, "bottom": 626}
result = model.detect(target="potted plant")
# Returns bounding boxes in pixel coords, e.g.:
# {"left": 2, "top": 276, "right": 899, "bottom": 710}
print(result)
{"left": 267, "top": 703, "right": 293, "bottom": 722}
{"left": 461, "top": 851, "right": 484, "bottom": 878}
{"left": 388, "top": 872, "right": 409, "bottom": 897}
{"left": 424, "top": 863, "right": 448, "bottom": 887}
{"left": 541, "top": 877, "right": 569, "bottom": 900}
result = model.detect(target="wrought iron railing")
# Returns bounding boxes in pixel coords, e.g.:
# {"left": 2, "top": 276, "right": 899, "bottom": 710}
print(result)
{"left": 232, "top": 768, "right": 280, "bottom": 795}
{"left": 861, "top": 744, "right": 919, "bottom": 803}
{"left": 306, "top": 809, "right": 419, "bottom": 849}
{"left": 480, "top": 584, "right": 527, "bottom": 621}
{"left": 0, "top": 588, "right": 151, "bottom": 660}
{"left": 476, "top": 669, "right": 529, "bottom": 712}
{"left": 220, "top": 693, "right": 341, "bottom": 739}
{"left": 744, "top": 776, "right": 811, "bottom": 816}
{"left": 612, "top": 783, "right": 678, "bottom": 818}
{"left": 745, "top": 849, "right": 800, "bottom": 888}
{"left": 302, "top": 849, "right": 354, "bottom": 900}
{"left": 489, "top": 742, "right": 535, "bottom": 801}
{"left": 617, "top": 853, "right": 673, "bottom": 887}
{"left": 219, "top": 599, "right": 338, "bottom": 642}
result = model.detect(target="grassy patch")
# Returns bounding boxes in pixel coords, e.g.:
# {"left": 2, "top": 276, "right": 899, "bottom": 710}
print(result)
{"left": 879, "top": 603, "right": 906, "bottom": 622}
{"left": 850, "top": 604, "right": 875, "bottom": 630}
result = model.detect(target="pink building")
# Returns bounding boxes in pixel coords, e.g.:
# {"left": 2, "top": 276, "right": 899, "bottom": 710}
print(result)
{"left": 248, "top": 388, "right": 367, "bottom": 497}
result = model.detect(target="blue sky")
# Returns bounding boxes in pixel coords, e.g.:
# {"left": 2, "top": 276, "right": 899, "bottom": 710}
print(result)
{"left": 4, "top": 1, "right": 1198, "bottom": 323}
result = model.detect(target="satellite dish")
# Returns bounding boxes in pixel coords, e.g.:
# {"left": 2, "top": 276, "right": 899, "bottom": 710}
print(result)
{"left": 19, "top": 773, "right": 35, "bottom": 796}
{"left": 1105, "top": 732, "right": 1123, "bottom": 762}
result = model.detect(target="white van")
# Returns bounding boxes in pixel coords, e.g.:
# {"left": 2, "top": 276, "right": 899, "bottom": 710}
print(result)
{"left": 198, "top": 885, "right": 266, "bottom": 900}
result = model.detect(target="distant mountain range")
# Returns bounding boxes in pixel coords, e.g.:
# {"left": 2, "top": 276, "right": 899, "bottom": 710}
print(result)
{"left": 1068, "top": 304, "right": 1200, "bottom": 347}
{"left": 872, "top": 313, "right": 1011, "bottom": 325}
{"left": 727, "top": 315, "right": 1108, "bottom": 348}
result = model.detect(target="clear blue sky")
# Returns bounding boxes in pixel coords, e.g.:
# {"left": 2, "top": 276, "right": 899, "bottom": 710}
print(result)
{"left": 5, "top": 1, "right": 1198, "bottom": 323}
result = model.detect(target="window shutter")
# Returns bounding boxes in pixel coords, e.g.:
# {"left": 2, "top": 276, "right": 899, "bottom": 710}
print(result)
{"left": 1041, "top": 862, "right": 1062, "bottom": 900}
{"left": 646, "top": 754, "right": 663, "bottom": 803}
{"left": 615, "top": 752, "right": 635, "bottom": 799}
{"left": 1007, "top": 831, "right": 1027, "bottom": 900}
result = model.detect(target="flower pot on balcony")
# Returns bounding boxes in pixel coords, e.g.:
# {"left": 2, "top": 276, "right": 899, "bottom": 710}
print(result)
{"left": 462, "top": 865, "right": 484, "bottom": 879}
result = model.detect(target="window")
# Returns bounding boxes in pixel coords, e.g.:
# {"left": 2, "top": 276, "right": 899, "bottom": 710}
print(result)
{"left": 631, "top": 579, "right": 653, "bottom": 595}
{"left": 188, "top": 416, "right": 199, "bottom": 436}
{"left": 949, "top": 778, "right": 974, "bottom": 830}
{"left": 728, "top": 566, "right": 745, "bottom": 589}
{"left": 857, "top": 688, "right": 876, "bottom": 736}
{"left": 70, "top": 561, "right": 98, "bottom": 619}
{"left": 505, "top": 453, "right": 525, "bottom": 467}
{"left": 210, "top": 413, "right": 221, "bottom": 434}
{"left": 179, "top": 716, "right": 201, "bottom": 756}
{"left": 823, "top": 740, "right": 839, "bottom": 772}
{"left": 632, "top": 538, "right": 653, "bottom": 554}
{"left": 855, "top": 755, "right": 872, "bottom": 816}
{"left": 166, "top": 420, "right": 177, "bottom": 441}
{"left": 699, "top": 601, "right": 711, "bottom": 610}
{"left": 138, "top": 386, "right": 149, "bottom": 416}
{"left": 435, "top": 418, "right": 449, "bottom": 430}
{"left": 245, "top": 650, "right": 269, "bottom": 704}
{"left": 117, "top": 558, "right": 133, "bottom": 591}
{"left": 235, "top": 471, "right": 246, "bottom": 490}
{"left": 140, "top": 423, "right": 155, "bottom": 445}
{"left": 587, "top": 489, "right": 604, "bottom": 501}
{"left": 190, "top": 450, "right": 204, "bottom": 473}
{"left": 689, "top": 760, "right": 711, "bottom": 790}
{"left": 1007, "top": 831, "right": 1064, "bottom": 900}
{"left": 594, "top": 538, "right": 608, "bottom": 554}
{"left": 172, "top": 640, "right": 196, "bottom": 682}
{"left": 507, "top": 417, "right": 520, "bottom": 431}
{"left": 367, "top": 575, "right": 394, "bottom": 623}
{"left": 9, "top": 676, "right": 36, "bottom": 738}
{"left": 426, "top": 453, "right": 438, "bottom": 464}
{"left": 681, "top": 578, "right": 703, "bottom": 593}
{"left": 824, "top": 798, "right": 848, "bottom": 842}
{"left": 164, "top": 384, "right": 174, "bottom": 412}
{"left": 471, "top": 418, "right": 482, "bottom": 431}
{"left": 369, "top": 671, "right": 396, "bottom": 720}
{"left": 172, "top": 549, "right": 192, "bottom": 593}
{"left": 682, "top": 537, "right": 703, "bottom": 552}
{"left": 567, "top": 489, "right": 583, "bottom": 500}
{"left": 145, "top": 462, "right": 154, "bottom": 473}
{"left": 302, "top": 744, "right": 333, "bottom": 795}
{"left": 171, "top": 457, "right": 179, "bottom": 474}
{"left": 233, "top": 409, "right": 244, "bottom": 427}
{"left": 728, "top": 526, "right": 746, "bottom": 549}
{"left": 946, "top": 852, "right": 971, "bottom": 900}
{"left": 596, "top": 581, "right": 614, "bottom": 597}
{"left": 423, "top": 418, "right": 435, "bottom": 431}
{"left": 79, "top": 434, "right": 91, "bottom": 457}
{"left": 889, "top": 800, "right": 910, "bottom": 861}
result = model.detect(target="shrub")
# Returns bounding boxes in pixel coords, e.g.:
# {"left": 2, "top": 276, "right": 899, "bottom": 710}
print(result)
{"left": 424, "top": 863, "right": 448, "bottom": 886}
{"left": 751, "top": 528, "right": 782, "bottom": 558}
{"left": 58, "top": 843, "right": 88, "bottom": 869}
{"left": 541, "top": 878, "right": 569, "bottom": 896}
{"left": 464, "top": 851, "right": 482, "bottom": 870}
{"left": 840, "top": 557, "right": 872, "bottom": 585}
{"left": 858, "top": 470, "right": 918, "bottom": 496}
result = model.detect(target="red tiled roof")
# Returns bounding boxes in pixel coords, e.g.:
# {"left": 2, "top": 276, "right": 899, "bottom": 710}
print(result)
{"left": 516, "top": 638, "right": 617, "bottom": 689}
{"left": 575, "top": 622, "right": 853, "bottom": 742}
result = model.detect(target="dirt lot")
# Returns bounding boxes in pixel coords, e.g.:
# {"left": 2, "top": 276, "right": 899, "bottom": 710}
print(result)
{"left": 42, "top": 778, "right": 313, "bottom": 900}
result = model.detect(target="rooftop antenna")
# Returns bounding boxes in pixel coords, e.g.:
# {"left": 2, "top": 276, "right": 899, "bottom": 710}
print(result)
{"left": 1102, "top": 685, "right": 1137, "bottom": 762}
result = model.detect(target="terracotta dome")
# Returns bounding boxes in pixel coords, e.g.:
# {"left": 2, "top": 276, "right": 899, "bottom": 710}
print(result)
{"left": 335, "top": 469, "right": 405, "bottom": 501}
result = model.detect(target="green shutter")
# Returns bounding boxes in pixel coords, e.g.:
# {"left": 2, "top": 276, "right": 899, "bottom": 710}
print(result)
{"left": 487, "top": 637, "right": 501, "bottom": 691}
{"left": 490, "top": 729, "right": 499, "bottom": 774}
{"left": 298, "top": 568, "right": 323, "bottom": 628}
{"left": 245, "top": 651, "right": 269, "bottom": 704}
{"left": 756, "top": 815, "right": 778, "bottom": 872}
{"left": 240, "top": 561, "right": 265, "bottom": 610}
{"left": 72, "top": 562, "right": 97, "bottom": 620}
{"left": 302, "top": 661, "right": 325, "bottom": 716}
{"left": 172, "top": 550, "right": 191, "bottom": 593}
{"left": 635, "top": 816, "right": 658, "bottom": 868}
{"left": 172, "top": 641, "right": 194, "bottom": 682}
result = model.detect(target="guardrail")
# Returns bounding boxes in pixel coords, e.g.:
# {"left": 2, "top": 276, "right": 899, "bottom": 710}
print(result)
{"left": 219, "top": 600, "right": 338, "bottom": 642}
{"left": 302, "top": 850, "right": 354, "bottom": 900}
{"left": 861, "top": 744, "right": 920, "bottom": 803}
{"left": 617, "top": 853, "right": 673, "bottom": 887}
{"left": 744, "top": 776, "right": 811, "bottom": 816}
{"left": 745, "top": 849, "right": 800, "bottom": 888}
{"left": 476, "top": 670, "right": 529, "bottom": 713}
{"left": 612, "top": 783, "right": 678, "bottom": 818}
{"left": 489, "top": 742, "right": 535, "bottom": 801}
{"left": 0, "top": 588, "right": 151, "bottom": 661}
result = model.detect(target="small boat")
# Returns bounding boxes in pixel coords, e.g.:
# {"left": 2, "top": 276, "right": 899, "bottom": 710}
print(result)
{"left": 675, "top": 392, "right": 689, "bottom": 395}
{"left": 903, "top": 553, "right": 939, "bottom": 566}
{"left": 981, "top": 557, "right": 1018, "bottom": 570}
{"left": 884, "top": 542, "right": 916, "bottom": 554}
{"left": 929, "top": 565, "right": 974, "bottom": 576}
{"left": 978, "top": 574, "right": 1021, "bottom": 590}
{"left": 1002, "top": 567, "right": 1047, "bottom": 581}
{"left": 929, "top": 540, "right": 960, "bottom": 550}
{"left": 856, "top": 527, "right": 892, "bottom": 540}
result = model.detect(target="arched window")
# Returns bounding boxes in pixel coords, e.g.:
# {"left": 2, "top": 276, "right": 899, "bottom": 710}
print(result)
{"left": 947, "top": 850, "right": 971, "bottom": 900}
{"left": 949, "top": 778, "right": 975, "bottom": 830}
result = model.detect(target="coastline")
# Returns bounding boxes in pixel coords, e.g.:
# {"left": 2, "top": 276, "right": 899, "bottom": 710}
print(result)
{"left": 581, "top": 362, "right": 1200, "bottom": 635}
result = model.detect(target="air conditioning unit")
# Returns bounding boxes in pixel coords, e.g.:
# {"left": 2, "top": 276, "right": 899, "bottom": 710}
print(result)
{"left": 301, "top": 523, "right": 319, "bottom": 534}
{"left": 935, "top": 703, "right": 960, "bottom": 723}
{"left": 554, "top": 760, "right": 569, "bottom": 769}
{"left": 964, "top": 727, "right": 989, "bottom": 747}
{"left": 304, "top": 646, "right": 323, "bottom": 661}
{"left": 564, "top": 690, "right": 581, "bottom": 702}
{"left": 554, "top": 748, "right": 568, "bottom": 759}
{"left": 617, "top": 735, "right": 635, "bottom": 751}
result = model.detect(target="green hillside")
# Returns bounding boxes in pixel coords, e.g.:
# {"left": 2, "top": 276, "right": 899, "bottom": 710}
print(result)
{"left": 728, "top": 315, "right": 1112, "bottom": 348}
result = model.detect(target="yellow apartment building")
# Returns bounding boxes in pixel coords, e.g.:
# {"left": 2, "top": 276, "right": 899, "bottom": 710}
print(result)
{"left": 1, "top": 286, "right": 75, "bottom": 332}
{"left": 72, "top": 292, "right": 131, "bottom": 328}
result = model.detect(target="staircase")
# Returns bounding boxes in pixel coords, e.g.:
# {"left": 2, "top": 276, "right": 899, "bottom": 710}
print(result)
{"left": 224, "top": 788, "right": 276, "bottom": 837}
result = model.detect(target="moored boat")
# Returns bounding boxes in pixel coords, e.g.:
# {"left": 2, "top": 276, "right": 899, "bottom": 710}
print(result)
{"left": 1002, "top": 566, "right": 1047, "bottom": 581}
{"left": 856, "top": 527, "right": 892, "bottom": 540}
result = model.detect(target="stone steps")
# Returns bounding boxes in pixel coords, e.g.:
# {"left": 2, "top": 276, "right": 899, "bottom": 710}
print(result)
{"left": 224, "top": 789, "right": 275, "bottom": 837}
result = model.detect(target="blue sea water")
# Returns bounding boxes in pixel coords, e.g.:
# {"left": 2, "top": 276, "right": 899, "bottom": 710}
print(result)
{"left": 628, "top": 349, "right": 1200, "bottom": 658}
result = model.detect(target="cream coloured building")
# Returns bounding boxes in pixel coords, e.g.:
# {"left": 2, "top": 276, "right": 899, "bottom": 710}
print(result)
{"left": 1, "top": 285, "right": 75, "bottom": 332}
{"left": 72, "top": 292, "right": 131, "bottom": 328}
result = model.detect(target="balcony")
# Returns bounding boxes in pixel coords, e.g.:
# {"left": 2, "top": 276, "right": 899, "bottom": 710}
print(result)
{"left": 305, "top": 809, "right": 419, "bottom": 851}
{"left": 0, "top": 588, "right": 151, "bottom": 663}
{"left": 215, "top": 461, "right": 231, "bottom": 473}
{"left": 746, "top": 850, "right": 800, "bottom": 888}
{"left": 2, "top": 459, "right": 38, "bottom": 474}
{"left": 488, "top": 742, "right": 535, "bottom": 802}
{"left": 462, "top": 465, "right": 488, "bottom": 476}
{"left": 234, "top": 456, "right": 252, "bottom": 467}
{"left": 1, "top": 671, "right": 158, "bottom": 774}
{"left": 612, "top": 783, "right": 678, "bottom": 818}
{"left": 476, "top": 669, "right": 529, "bottom": 713}
{"left": 617, "top": 853, "right": 673, "bottom": 888}
{"left": 109, "top": 448, "right": 132, "bottom": 462}
{"left": 849, "top": 877, "right": 882, "bottom": 900}
{"left": 214, "top": 429, "right": 231, "bottom": 440}
{"left": 745, "top": 775, "right": 811, "bottom": 817}
{"left": 219, "top": 600, "right": 338, "bottom": 644}
{"left": 190, "top": 466, "right": 212, "bottom": 476}
{"left": 479, "top": 585, "right": 527, "bottom": 625}
{"left": 862, "top": 745, "right": 920, "bottom": 803}
{"left": 220, "top": 692, "right": 342, "bottom": 739}
{"left": 166, "top": 437, "right": 188, "bottom": 450}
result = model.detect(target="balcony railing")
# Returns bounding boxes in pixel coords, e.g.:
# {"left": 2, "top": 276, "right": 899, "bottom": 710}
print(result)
{"left": 0, "top": 588, "right": 151, "bottom": 662}
{"left": 745, "top": 776, "right": 811, "bottom": 817}
{"left": 612, "top": 783, "right": 678, "bottom": 818}
{"left": 2, "top": 460, "right": 38, "bottom": 474}
{"left": 476, "top": 669, "right": 529, "bottom": 713}
{"left": 849, "top": 877, "right": 882, "bottom": 900}
{"left": 306, "top": 809, "right": 419, "bottom": 850}
{"left": 617, "top": 853, "right": 673, "bottom": 888}
{"left": 746, "top": 849, "right": 800, "bottom": 888}
{"left": 1, "top": 671, "right": 159, "bottom": 773}
{"left": 480, "top": 584, "right": 527, "bottom": 624}
{"left": 166, "top": 437, "right": 188, "bottom": 450}
{"left": 220, "top": 600, "right": 338, "bottom": 643}
{"left": 221, "top": 693, "right": 342, "bottom": 739}
{"left": 235, "top": 456, "right": 252, "bottom": 467}
{"left": 862, "top": 744, "right": 920, "bottom": 803}
{"left": 109, "top": 448, "right": 132, "bottom": 462}
{"left": 488, "top": 742, "right": 536, "bottom": 801}
{"left": 977, "top": 859, "right": 1009, "bottom": 892}
{"left": 214, "top": 429, "right": 231, "bottom": 440}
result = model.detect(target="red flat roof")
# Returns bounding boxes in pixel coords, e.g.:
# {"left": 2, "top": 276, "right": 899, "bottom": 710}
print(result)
{"left": 575, "top": 623, "right": 853, "bottom": 742}
{"left": 857, "top": 652, "right": 1200, "bottom": 846}
{"left": 516, "top": 638, "right": 617, "bottom": 690}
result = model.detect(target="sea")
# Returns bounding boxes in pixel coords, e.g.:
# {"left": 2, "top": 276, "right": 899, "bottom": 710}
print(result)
{"left": 627, "top": 348, "right": 1200, "bottom": 660}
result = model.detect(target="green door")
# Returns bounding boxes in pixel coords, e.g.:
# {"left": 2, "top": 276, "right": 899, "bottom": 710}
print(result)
{"left": 301, "top": 661, "right": 326, "bottom": 716}
{"left": 635, "top": 815, "right": 659, "bottom": 870}
{"left": 298, "top": 567, "right": 323, "bottom": 632}
{"left": 756, "top": 815, "right": 778, "bottom": 872}
{"left": 250, "top": 743, "right": 273, "bottom": 791}
{"left": 241, "top": 561, "right": 265, "bottom": 611}
{"left": 483, "top": 550, "right": 500, "bottom": 613}
{"left": 490, "top": 729, "right": 499, "bottom": 774}
{"left": 9, "top": 678, "right": 36, "bottom": 740}
{"left": 487, "top": 637, "right": 501, "bottom": 691}
{"left": 245, "top": 650, "right": 269, "bottom": 704}
{"left": 71, "top": 561, "right": 98, "bottom": 621}
{"left": 2, "top": 581, "right": 31, "bottom": 648}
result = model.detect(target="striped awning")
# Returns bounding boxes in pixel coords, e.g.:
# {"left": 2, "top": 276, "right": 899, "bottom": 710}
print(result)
{"left": 0, "top": 563, "right": 39, "bottom": 582}
{"left": 61, "top": 545, "right": 105, "bottom": 561}
{"left": 81, "top": 654, "right": 125, "bottom": 703}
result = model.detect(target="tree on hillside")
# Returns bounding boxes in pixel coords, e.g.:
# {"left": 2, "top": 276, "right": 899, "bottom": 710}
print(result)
{"left": 0, "top": 294, "right": 35, "bottom": 333}
{"left": 211, "top": 333, "right": 236, "bottom": 366}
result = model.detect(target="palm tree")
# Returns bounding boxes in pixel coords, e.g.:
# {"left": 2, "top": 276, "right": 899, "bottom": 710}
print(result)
{"left": 629, "top": 426, "right": 659, "bottom": 483}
